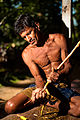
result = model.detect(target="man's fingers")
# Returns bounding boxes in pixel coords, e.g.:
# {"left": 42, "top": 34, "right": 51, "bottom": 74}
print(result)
{"left": 42, "top": 92, "right": 45, "bottom": 98}
{"left": 41, "top": 89, "right": 46, "bottom": 98}
{"left": 31, "top": 93, "right": 36, "bottom": 102}
{"left": 36, "top": 90, "right": 46, "bottom": 99}
{"left": 36, "top": 92, "right": 40, "bottom": 99}
{"left": 31, "top": 88, "right": 46, "bottom": 102}
{"left": 39, "top": 91, "right": 42, "bottom": 98}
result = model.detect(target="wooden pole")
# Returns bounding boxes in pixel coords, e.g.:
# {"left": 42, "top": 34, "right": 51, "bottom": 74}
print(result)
{"left": 43, "top": 41, "right": 80, "bottom": 91}
{"left": 62, "top": 0, "right": 72, "bottom": 38}
{"left": 57, "top": 41, "right": 80, "bottom": 70}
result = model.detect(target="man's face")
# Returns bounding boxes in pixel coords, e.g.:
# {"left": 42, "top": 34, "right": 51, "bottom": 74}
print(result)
{"left": 20, "top": 27, "right": 39, "bottom": 45}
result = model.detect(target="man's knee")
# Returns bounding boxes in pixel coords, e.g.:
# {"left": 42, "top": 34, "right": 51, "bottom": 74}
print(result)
{"left": 73, "top": 106, "right": 80, "bottom": 116}
{"left": 5, "top": 100, "right": 17, "bottom": 114}
{"left": 69, "top": 103, "right": 80, "bottom": 117}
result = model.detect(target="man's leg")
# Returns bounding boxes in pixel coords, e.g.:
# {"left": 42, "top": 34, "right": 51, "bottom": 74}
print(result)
{"left": 68, "top": 96, "right": 80, "bottom": 116}
{"left": 5, "top": 92, "right": 32, "bottom": 114}
{"left": 5, "top": 86, "right": 35, "bottom": 114}
{"left": 46, "top": 100, "right": 60, "bottom": 111}
{"left": 46, "top": 96, "right": 80, "bottom": 117}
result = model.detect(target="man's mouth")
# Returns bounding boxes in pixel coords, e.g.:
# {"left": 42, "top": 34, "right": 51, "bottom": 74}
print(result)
{"left": 29, "top": 38, "right": 36, "bottom": 44}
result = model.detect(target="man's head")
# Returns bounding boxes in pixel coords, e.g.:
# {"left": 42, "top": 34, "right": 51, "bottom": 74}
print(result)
{"left": 14, "top": 13, "right": 40, "bottom": 45}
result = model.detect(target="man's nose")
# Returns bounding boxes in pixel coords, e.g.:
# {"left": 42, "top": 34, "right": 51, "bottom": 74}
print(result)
{"left": 26, "top": 36, "right": 31, "bottom": 42}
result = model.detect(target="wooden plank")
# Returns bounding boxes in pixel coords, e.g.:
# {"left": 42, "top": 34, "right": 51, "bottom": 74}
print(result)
{"left": 62, "top": 0, "right": 72, "bottom": 38}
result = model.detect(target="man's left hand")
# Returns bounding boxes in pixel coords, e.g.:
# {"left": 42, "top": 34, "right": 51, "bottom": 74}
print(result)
{"left": 31, "top": 88, "right": 47, "bottom": 102}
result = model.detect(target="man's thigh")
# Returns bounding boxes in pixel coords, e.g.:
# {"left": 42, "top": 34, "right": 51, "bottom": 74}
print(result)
{"left": 71, "top": 96, "right": 80, "bottom": 103}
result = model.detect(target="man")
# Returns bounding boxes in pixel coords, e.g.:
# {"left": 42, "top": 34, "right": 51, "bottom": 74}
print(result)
{"left": 5, "top": 13, "right": 80, "bottom": 116}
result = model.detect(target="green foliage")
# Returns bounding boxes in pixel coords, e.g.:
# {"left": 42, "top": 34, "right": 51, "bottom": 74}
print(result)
{"left": 0, "top": 0, "right": 79, "bottom": 46}
{"left": 72, "top": 0, "right": 80, "bottom": 44}
{"left": 0, "top": 0, "right": 62, "bottom": 46}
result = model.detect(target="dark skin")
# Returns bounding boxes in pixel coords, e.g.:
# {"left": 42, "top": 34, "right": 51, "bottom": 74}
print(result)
{"left": 21, "top": 26, "right": 71, "bottom": 101}
{"left": 5, "top": 23, "right": 80, "bottom": 116}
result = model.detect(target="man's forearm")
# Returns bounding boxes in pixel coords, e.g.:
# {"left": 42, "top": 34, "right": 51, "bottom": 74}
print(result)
{"left": 34, "top": 75, "right": 46, "bottom": 88}
{"left": 58, "top": 62, "right": 71, "bottom": 75}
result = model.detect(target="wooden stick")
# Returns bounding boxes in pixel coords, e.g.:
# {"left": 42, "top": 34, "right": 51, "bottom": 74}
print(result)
{"left": 24, "top": 99, "right": 32, "bottom": 106}
{"left": 57, "top": 41, "right": 80, "bottom": 70}
{"left": 17, "top": 114, "right": 28, "bottom": 120}
{"left": 44, "top": 41, "right": 80, "bottom": 90}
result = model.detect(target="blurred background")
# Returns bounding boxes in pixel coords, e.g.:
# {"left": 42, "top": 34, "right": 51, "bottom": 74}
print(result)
{"left": 0, "top": 0, "right": 80, "bottom": 87}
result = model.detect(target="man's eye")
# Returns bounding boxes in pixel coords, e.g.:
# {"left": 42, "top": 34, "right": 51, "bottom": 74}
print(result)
{"left": 27, "top": 31, "right": 32, "bottom": 35}
{"left": 24, "top": 36, "right": 27, "bottom": 39}
{"left": 23, "top": 31, "right": 32, "bottom": 38}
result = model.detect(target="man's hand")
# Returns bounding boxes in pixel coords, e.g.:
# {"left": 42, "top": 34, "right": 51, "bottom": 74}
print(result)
{"left": 31, "top": 88, "right": 46, "bottom": 102}
{"left": 48, "top": 71, "right": 59, "bottom": 82}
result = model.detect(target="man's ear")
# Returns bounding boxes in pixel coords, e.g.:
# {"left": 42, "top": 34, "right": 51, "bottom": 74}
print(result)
{"left": 35, "top": 22, "right": 40, "bottom": 31}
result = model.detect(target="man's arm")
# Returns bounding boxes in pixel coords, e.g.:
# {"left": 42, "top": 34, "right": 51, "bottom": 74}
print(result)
{"left": 47, "top": 34, "right": 71, "bottom": 82}
{"left": 22, "top": 48, "right": 47, "bottom": 102}
{"left": 56, "top": 34, "right": 71, "bottom": 75}
{"left": 22, "top": 48, "right": 45, "bottom": 88}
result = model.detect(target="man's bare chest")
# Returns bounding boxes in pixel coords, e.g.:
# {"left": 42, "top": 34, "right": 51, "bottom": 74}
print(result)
{"left": 30, "top": 43, "right": 61, "bottom": 67}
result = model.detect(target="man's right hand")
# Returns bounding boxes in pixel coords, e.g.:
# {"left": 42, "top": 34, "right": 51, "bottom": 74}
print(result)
{"left": 48, "top": 71, "right": 59, "bottom": 82}
{"left": 31, "top": 88, "right": 47, "bottom": 102}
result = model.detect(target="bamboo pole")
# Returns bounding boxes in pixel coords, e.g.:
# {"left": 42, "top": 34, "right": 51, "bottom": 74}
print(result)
{"left": 57, "top": 41, "right": 80, "bottom": 70}
{"left": 44, "top": 41, "right": 80, "bottom": 90}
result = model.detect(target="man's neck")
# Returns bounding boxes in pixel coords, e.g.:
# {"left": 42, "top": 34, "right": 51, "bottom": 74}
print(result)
{"left": 37, "top": 32, "right": 47, "bottom": 47}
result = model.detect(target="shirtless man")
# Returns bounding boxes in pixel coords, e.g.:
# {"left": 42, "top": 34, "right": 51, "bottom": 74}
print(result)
{"left": 5, "top": 13, "right": 80, "bottom": 116}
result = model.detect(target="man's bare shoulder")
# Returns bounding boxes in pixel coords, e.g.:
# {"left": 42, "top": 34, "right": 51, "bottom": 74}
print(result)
{"left": 49, "top": 33, "right": 67, "bottom": 46}
{"left": 22, "top": 45, "right": 32, "bottom": 60}
{"left": 49, "top": 33, "right": 65, "bottom": 40}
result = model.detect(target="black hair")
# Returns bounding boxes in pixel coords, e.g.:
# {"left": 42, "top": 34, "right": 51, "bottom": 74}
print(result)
{"left": 14, "top": 13, "right": 36, "bottom": 34}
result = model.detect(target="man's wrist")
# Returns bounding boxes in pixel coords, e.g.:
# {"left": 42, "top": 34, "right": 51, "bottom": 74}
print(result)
{"left": 35, "top": 79, "right": 45, "bottom": 88}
